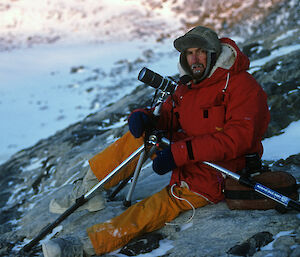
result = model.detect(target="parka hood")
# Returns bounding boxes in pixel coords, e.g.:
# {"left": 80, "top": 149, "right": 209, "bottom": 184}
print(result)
{"left": 178, "top": 37, "right": 250, "bottom": 88}
{"left": 211, "top": 37, "right": 250, "bottom": 75}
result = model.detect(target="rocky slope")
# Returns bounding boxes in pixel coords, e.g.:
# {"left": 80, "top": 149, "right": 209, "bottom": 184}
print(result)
{"left": 0, "top": 0, "right": 300, "bottom": 256}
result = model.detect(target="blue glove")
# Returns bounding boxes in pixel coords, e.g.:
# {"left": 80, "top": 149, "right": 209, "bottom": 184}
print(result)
{"left": 128, "top": 111, "right": 150, "bottom": 138}
{"left": 152, "top": 147, "right": 177, "bottom": 175}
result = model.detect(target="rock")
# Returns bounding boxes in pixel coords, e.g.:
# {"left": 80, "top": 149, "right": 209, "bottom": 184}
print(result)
{"left": 227, "top": 231, "right": 273, "bottom": 256}
{"left": 0, "top": 239, "right": 14, "bottom": 256}
{"left": 119, "top": 233, "right": 164, "bottom": 256}
{"left": 290, "top": 246, "right": 300, "bottom": 257}
{"left": 254, "top": 249, "right": 289, "bottom": 257}
{"left": 273, "top": 236, "right": 296, "bottom": 253}
{"left": 242, "top": 42, "right": 271, "bottom": 60}
{"left": 251, "top": 44, "right": 300, "bottom": 138}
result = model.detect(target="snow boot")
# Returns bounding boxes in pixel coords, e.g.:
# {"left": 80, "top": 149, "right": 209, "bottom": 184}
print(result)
{"left": 42, "top": 236, "right": 87, "bottom": 257}
{"left": 49, "top": 168, "right": 105, "bottom": 214}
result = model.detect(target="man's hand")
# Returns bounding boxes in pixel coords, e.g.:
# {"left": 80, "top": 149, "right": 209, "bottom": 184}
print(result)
{"left": 128, "top": 111, "right": 150, "bottom": 138}
{"left": 152, "top": 147, "right": 177, "bottom": 175}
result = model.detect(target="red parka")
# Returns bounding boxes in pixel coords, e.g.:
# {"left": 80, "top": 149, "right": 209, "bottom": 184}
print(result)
{"left": 156, "top": 38, "right": 270, "bottom": 203}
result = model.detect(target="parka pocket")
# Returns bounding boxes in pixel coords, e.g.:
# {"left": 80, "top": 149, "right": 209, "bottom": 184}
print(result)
{"left": 203, "top": 105, "right": 226, "bottom": 132}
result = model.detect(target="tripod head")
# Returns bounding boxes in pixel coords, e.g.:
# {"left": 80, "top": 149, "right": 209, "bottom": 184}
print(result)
{"left": 146, "top": 131, "right": 170, "bottom": 149}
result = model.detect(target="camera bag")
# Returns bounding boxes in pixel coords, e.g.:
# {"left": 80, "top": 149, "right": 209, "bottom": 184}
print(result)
{"left": 224, "top": 170, "right": 299, "bottom": 210}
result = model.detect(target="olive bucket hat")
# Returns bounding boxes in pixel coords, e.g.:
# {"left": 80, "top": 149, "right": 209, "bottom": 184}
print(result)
{"left": 174, "top": 26, "right": 221, "bottom": 82}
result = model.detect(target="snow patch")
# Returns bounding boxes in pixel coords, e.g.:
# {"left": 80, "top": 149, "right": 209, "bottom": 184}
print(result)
{"left": 110, "top": 238, "right": 174, "bottom": 257}
{"left": 12, "top": 225, "right": 63, "bottom": 252}
{"left": 261, "top": 230, "right": 295, "bottom": 251}
{"left": 180, "top": 222, "right": 193, "bottom": 231}
{"left": 274, "top": 29, "right": 299, "bottom": 43}
{"left": 20, "top": 157, "right": 47, "bottom": 172}
{"left": 249, "top": 44, "right": 300, "bottom": 73}
{"left": 262, "top": 120, "right": 300, "bottom": 161}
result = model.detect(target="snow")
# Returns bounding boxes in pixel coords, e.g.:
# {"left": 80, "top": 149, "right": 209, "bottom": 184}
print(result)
{"left": 274, "top": 28, "right": 298, "bottom": 43}
{"left": 0, "top": 39, "right": 178, "bottom": 165}
{"left": 20, "top": 157, "right": 47, "bottom": 172}
{"left": 110, "top": 239, "right": 174, "bottom": 257}
{"left": 249, "top": 44, "right": 300, "bottom": 73}
{"left": 262, "top": 120, "right": 300, "bottom": 161}
{"left": 180, "top": 222, "right": 193, "bottom": 232}
{"left": 261, "top": 230, "right": 295, "bottom": 251}
{"left": 0, "top": 0, "right": 149, "bottom": 45}
{"left": 12, "top": 225, "right": 64, "bottom": 252}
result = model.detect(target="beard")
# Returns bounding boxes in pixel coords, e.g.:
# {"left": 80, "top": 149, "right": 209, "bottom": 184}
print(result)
{"left": 190, "top": 63, "right": 205, "bottom": 79}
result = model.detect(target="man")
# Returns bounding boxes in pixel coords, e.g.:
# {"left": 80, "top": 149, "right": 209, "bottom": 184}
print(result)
{"left": 42, "top": 26, "right": 270, "bottom": 256}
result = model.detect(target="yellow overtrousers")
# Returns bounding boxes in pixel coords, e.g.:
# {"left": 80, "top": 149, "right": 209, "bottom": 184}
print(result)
{"left": 87, "top": 131, "right": 208, "bottom": 255}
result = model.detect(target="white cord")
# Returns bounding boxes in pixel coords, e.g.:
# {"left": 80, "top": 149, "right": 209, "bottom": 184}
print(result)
{"left": 222, "top": 72, "right": 230, "bottom": 93}
{"left": 165, "top": 184, "right": 196, "bottom": 226}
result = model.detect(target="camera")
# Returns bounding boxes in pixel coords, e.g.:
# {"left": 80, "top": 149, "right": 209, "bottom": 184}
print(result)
{"left": 138, "top": 67, "right": 177, "bottom": 94}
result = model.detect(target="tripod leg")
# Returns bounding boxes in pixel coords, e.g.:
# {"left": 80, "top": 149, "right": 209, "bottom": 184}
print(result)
{"left": 123, "top": 150, "right": 147, "bottom": 207}
{"left": 108, "top": 176, "right": 133, "bottom": 201}
{"left": 123, "top": 146, "right": 156, "bottom": 207}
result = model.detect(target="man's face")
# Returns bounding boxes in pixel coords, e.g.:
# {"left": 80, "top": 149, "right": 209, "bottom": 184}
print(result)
{"left": 186, "top": 48, "right": 207, "bottom": 79}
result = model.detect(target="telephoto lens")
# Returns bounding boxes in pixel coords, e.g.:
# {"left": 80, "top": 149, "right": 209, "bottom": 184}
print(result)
{"left": 138, "top": 67, "right": 177, "bottom": 94}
